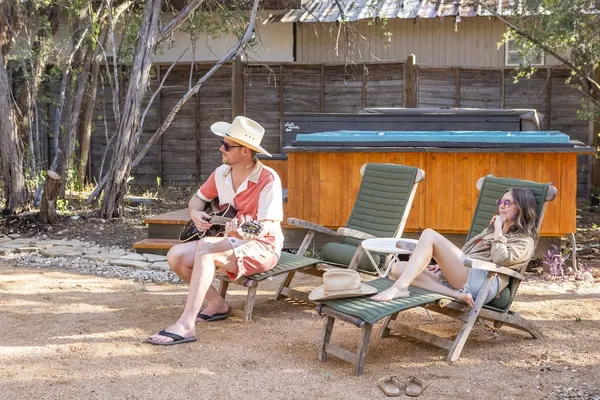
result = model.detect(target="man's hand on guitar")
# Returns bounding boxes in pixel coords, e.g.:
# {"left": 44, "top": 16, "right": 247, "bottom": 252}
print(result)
{"left": 226, "top": 215, "right": 264, "bottom": 240}
{"left": 190, "top": 210, "right": 212, "bottom": 231}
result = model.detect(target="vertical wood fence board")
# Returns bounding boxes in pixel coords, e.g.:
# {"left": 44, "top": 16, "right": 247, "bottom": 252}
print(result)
{"left": 459, "top": 69, "right": 502, "bottom": 109}
{"left": 417, "top": 67, "right": 456, "bottom": 108}
{"left": 366, "top": 63, "right": 404, "bottom": 108}
{"left": 198, "top": 65, "right": 232, "bottom": 180}
{"left": 323, "top": 65, "right": 363, "bottom": 113}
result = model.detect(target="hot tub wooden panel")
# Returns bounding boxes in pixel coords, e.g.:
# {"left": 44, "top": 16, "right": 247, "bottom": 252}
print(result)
{"left": 264, "top": 152, "right": 579, "bottom": 236}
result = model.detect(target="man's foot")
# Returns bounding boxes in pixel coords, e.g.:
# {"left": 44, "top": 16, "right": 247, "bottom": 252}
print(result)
{"left": 458, "top": 292, "right": 475, "bottom": 307}
{"left": 196, "top": 303, "right": 230, "bottom": 323}
{"left": 371, "top": 286, "right": 410, "bottom": 302}
{"left": 146, "top": 323, "right": 196, "bottom": 345}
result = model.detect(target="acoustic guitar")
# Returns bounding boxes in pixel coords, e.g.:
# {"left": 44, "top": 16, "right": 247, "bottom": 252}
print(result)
{"left": 179, "top": 199, "right": 264, "bottom": 242}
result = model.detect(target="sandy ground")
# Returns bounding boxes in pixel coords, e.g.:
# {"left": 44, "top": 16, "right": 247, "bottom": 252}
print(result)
{"left": 1, "top": 261, "right": 599, "bottom": 400}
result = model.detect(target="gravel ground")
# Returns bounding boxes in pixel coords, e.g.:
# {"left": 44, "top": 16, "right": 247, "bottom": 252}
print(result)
{"left": 1, "top": 258, "right": 600, "bottom": 400}
{"left": 6, "top": 251, "right": 182, "bottom": 284}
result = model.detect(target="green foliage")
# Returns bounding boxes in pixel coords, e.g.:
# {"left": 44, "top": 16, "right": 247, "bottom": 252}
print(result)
{"left": 56, "top": 198, "right": 69, "bottom": 213}
{"left": 498, "top": 0, "right": 600, "bottom": 120}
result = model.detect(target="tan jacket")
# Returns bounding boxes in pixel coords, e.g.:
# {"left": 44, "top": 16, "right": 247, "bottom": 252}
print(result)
{"left": 461, "top": 229, "right": 535, "bottom": 292}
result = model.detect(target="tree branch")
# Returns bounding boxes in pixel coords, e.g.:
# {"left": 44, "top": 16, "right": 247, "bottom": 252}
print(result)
{"left": 86, "top": 0, "right": 261, "bottom": 203}
{"left": 158, "top": 0, "right": 204, "bottom": 44}
{"left": 474, "top": 0, "right": 600, "bottom": 94}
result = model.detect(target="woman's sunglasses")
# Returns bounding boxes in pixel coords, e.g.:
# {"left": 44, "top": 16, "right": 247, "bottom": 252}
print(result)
{"left": 220, "top": 139, "right": 244, "bottom": 152}
{"left": 496, "top": 198, "right": 515, "bottom": 207}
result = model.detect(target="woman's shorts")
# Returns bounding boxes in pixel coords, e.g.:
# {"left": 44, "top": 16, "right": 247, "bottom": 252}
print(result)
{"left": 440, "top": 268, "right": 499, "bottom": 304}
{"left": 225, "top": 237, "right": 279, "bottom": 281}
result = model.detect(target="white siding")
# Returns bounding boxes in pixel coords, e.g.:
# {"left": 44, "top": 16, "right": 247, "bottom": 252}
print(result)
{"left": 154, "top": 20, "right": 293, "bottom": 63}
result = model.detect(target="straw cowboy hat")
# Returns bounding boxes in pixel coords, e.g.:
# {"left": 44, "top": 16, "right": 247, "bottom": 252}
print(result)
{"left": 211, "top": 116, "right": 272, "bottom": 157}
{"left": 309, "top": 270, "right": 377, "bottom": 301}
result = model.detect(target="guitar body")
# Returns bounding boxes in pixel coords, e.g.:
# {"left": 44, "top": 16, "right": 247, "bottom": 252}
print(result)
{"left": 179, "top": 199, "right": 238, "bottom": 242}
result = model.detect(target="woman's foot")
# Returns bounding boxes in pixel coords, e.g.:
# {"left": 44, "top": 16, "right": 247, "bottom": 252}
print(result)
{"left": 371, "top": 285, "right": 410, "bottom": 302}
{"left": 146, "top": 322, "right": 195, "bottom": 345}
{"left": 458, "top": 291, "right": 475, "bottom": 307}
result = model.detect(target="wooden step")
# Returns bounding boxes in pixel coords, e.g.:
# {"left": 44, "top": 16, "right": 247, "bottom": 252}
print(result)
{"left": 144, "top": 208, "right": 189, "bottom": 225}
{"left": 133, "top": 238, "right": 179, "bottom": 251}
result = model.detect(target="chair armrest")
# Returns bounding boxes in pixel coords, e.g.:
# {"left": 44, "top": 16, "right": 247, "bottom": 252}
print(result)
{"left": 287, "top": 218, "right": 339, "bottom": 237}
{"left": 336, "top": 227, "right": 377, "bottom": 241}
{"left": 463, "top": 258, "right": 526, "bottom": 281}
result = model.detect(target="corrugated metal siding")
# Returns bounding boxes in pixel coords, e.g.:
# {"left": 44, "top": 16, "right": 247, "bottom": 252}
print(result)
{"left": 270, "top": 0, "right": 520, "bottom": 22}
{"left": 296, "top": 17, "right": 506, "bottom": 66}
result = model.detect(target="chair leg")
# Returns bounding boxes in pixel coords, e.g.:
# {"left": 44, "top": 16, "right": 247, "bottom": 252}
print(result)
{"left": 447, "top": 273, "right": 495, "bottom": 362}
{"left": 217, "top": 278, "right": 229, "bottom": 300}
{"left": 318, "top": 316, "right": 335, "bottom": 362}
{"left": 275, "top": 271, "right": 296, "bottom": 300}
{"left": 491, "top": 311, "right": 545, "bottom": 339}
{"left": 378, "top": 312, "right": 399, "bottom": 339}
{"left": 244, "top": 284, "right": 258, "bottom": 323}
{"left": 355, "top": 323, "right": 373, "bottom": 376}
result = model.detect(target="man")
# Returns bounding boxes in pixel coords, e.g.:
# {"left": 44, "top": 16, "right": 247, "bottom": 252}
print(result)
{"left": 146, "top": 116, "right": 284, "bottom": 345}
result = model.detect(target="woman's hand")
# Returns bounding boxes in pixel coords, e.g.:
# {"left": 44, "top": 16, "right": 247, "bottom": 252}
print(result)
{"left": 491, "top": 215, "right": 505, "bottom": 231}
{"left": 427, "top": 264, "right": 440, "bottom": 273}
{"left": 191, "top": 210, "right": 212, "bottom": 231}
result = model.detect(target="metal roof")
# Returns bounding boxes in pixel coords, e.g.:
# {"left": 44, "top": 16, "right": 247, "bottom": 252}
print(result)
{"left": 265, "top": 0, "right": 522, "bottom": 23}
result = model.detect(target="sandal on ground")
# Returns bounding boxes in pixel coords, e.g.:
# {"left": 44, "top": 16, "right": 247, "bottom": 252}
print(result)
{"left": 378, "top": 376, "right": 402, "bottom": 397}
{"left": 145, "top": 330, "right": 197, "bottom": 346}
{"left": 405, "top": 376, "right": 427, "bottom": 397}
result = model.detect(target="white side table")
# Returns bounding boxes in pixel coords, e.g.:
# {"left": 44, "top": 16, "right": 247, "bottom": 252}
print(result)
{"left": 360, "top": 238, "right": 418, "bottom": 277}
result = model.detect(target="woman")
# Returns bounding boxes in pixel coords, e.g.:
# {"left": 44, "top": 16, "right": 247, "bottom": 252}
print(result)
{"left": 372, "top": 188, "right": 538, "bottom": 306}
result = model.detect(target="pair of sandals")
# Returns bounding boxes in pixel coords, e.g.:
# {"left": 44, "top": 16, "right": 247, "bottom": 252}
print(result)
{"left": 378, "top": 376, "right": 427, "bottom": 397}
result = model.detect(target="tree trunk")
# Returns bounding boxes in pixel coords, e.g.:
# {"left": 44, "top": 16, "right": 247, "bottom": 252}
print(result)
{"left": 99, "top": 0, "right": 163, "bottom": 218}
{"left": 59, "top": 46, "right": 92, "bottom": 180}
{"left": 77, "top": 52, "right": 100, "bottom": 187}
{"left": 592, "top": 67, "right": 600, "bottom": 205}
{"left": 39, "top": 170, "right": 61, "bottom": 223}
{"left": 0, "top": 35, "right": 28, "bottom": 214}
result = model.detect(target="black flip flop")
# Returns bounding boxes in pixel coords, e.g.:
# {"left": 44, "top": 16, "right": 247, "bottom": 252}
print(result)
{"left": 196, "top": 311, "right": 230, "bottom": 322}
{"left": 145, "top": 330, "right": 197, "bottom": 346}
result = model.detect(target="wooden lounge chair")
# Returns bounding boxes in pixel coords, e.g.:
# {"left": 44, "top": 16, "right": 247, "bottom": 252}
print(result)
{"left": 216, "top": 162, "right": 424, "bottom": 322}
{"left": 275, "top": 163, "right": 425, "bottom": 301}
{"left": 314, "top": 175, "right": 556, "bottom": 375}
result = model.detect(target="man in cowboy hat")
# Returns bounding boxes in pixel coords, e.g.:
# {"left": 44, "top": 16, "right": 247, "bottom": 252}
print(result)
{"left": 146, "top": 116, "right": 283, "bottom": 345}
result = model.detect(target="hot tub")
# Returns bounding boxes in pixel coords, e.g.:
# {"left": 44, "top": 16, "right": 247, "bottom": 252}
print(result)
{"left": 292, "top": 130, "right": 573, "bottom": 148}
{"left": 270, "top": 128, "right": 594, "bottom": 239}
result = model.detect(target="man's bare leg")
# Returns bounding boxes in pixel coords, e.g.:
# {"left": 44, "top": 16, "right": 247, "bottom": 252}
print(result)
{"left": 147, "top": 237, "right": 238, "bottom": 344}
{"left": 167, "top": 240, "right": 230, "bottom": 319}
{"left": 372, "top": 229, "right": 470, "bottom": 302}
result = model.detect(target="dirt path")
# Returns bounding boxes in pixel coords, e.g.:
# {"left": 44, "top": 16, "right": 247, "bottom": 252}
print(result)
{"left": 1, "top": 261, "right": 599, "bottom": 400}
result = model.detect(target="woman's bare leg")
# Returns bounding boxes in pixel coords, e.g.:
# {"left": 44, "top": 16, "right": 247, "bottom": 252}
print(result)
{"left": 372, "top": 229, "right": 470, "bottom": 302}
{"left": 386, "top": 261, "right": 474, "bottom": 306}
{"left": 147, "top": 237, "right": 238, "bottom": 344}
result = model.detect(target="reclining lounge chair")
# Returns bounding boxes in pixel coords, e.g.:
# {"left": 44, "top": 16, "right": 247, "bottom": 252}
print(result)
{"left": 314, "top": 175, "right": 556, "bottom": 375}
{"left": 276, "top": 163, "right": 425, "bottom": 301}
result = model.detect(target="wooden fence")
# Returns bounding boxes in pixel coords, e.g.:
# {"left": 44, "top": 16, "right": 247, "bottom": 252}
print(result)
{"left": 65, "top": 58, "right": 591, "bottom": 197}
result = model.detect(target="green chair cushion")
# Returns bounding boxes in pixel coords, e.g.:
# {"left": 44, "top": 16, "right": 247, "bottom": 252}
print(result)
{"left": 483, "top": 286, "right": 511, "bottom": 311}
{"left": 321, "top": 242, "right": 381, "bottom": 273}
{"left": 247, "top": 251, "right": 321, "bottom": 282}
{"left": 342, "top": 164, "right": 418, "bottom": 248}
{"left": 319, "top": 278, "right": 448, "bottom": 325}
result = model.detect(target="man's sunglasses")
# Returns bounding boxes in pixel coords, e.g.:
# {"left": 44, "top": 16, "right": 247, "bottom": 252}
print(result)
{"left": 220, "top": 139, "right": 244, "bottom": 152}
{"left": 496, "top": 198, "right": 515, "bottom": 207}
